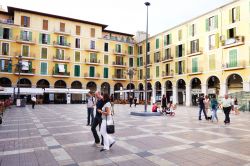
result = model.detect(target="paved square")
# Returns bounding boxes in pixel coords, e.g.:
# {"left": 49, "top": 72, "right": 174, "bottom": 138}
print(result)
{"left": 0, "top": 104, "right": 250, "bottom": 166}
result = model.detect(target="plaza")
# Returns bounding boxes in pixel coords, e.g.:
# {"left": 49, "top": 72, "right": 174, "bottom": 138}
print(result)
{"left": 0, "top": 104, "right": 250, "bottom": 166}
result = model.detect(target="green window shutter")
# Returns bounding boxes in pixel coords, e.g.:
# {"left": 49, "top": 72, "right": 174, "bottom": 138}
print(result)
{"left": 215, "top": 33, "right": 219, "bottom": 48}
{"left": 205, "top": 19, "right": 209, "bottom": 32}
{"left": 233, "top": 27, "right": 236, "bottom": 37}
{"left": 64, "top": 64, "right": 67, "bottom": 73}
{"left": 47, "top": 34, "right": 50, "bottom": 44}
{"left": 41, "top": 48, "right": 47, "bottom": 59}
{"left": 9, "top": 29, "right": 12, "bottom": 39}
{"left": 29, "top": 31, "right": 32, "bottom": 41}
{"left": 22, "top": 45, "right": 29, "bottom": 57}
{"left": 62, "top": 50, "right": 65, "bottom": 59}
{"left": 55, "top": 64, "right": 59, "bottom": 73}
{"left": 236, "top": 6, "right": 240, "bottom": 21}
{"left": 8, "top": 61, "right": 12, "bottom": 72}
{"left": 57, "top": 36, "right": 59, "bottom": 43}
{"left": 164, "top": 35, "right": 167, "bottom": 46}
{"left": 182, "top": 60, "right": 185, "bottom": 74}
{"left": 74, "top": 65, "right": 80, "bottom": 77}
{"left": 175, "top": 62, "right": 178, "bottom": 74}
{"left": 229, "top": 49, "right": 237, "bottom": 67}
{"left": 0, "top": 27, "right": 3, "bottom": 38}
{"left": 156, "top": 38, "right": 159, "bottom": 49}
{"left": 169, "top": 34, "right": 172, "bottom": 44}
{"left": 90, "top": 66, "right": 95, "bottom": 77}
{"left": 41, "top": 62, "right": 47, "bottom": 75}
{"left": 209, "top": 54, "right": 215, "bottom": 71}
{"left": 176, "top": 46, "right": 178, "bottom": 58}
{"left": 182, "top": 44, "right": 185, "bottom": 57}
{"left": 104, "top": 68, "right": 108, "bottom": 78}
{"left": 214, "top": 15, "right": 218, "bottom": 29}
{"left": 39, "top": 33, "right": 42, "bottom": 44}
{"left": 75, "top": 51, "right": 80, "bottom": 62}
{"left": 56, "top": 49, "right": 60, "bottom": 58}
{"left": 156, "top": 66, "right": 159, "bottom": 77}
{"left": 128, "top": 46, "right": 131, "bottom": 54}
{"left": 137, "top": 58, "right": 139, "bottom": 67}
{"left": 29, "top": 61, "right": 32, "bottom": 72}
{"left": 192, "top": 58, "right": 198, "bottom": 73}
{"left": 104, "top": 55, "right": 108, "bottom": 64}
{"left": 229, "top": 9, "right": 232, "bottom": 24}
{"left": 20, "top": 30, "right": 23, "bottom": 40}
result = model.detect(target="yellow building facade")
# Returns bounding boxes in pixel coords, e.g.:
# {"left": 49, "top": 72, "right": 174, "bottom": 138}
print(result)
{"left": 0, "top": 0, "right": 250, "bottom": 105}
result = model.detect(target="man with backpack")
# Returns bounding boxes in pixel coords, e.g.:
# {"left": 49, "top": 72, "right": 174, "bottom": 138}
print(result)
{"left": 87, "top": 92, "right": 95, "bottom": 126}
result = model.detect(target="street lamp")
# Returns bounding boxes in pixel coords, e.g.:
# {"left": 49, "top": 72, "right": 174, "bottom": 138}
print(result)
{"left": 126, "top": 68, "right": 136, "bottom": 98}
{"left": 144, "top": 1, "right": 150, "bottom": 112}
{"left": 16, "top": 55, "right": 22, "bottom": 106}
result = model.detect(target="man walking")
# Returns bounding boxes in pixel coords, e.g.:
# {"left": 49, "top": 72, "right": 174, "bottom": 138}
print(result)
{"left": 198, "top": 94, "right": 208, "bottom": 120}
{"left": 221, "top": 94, "right": 232, "bottom": 124}
{"left": 86, "top": 92, "right": 95, "bottom": 126}
{"left": 91, "top": 91, "right": 104, "bottom": 147}
{"left": 31, "top": 96, "right": 36, "bottom": 109}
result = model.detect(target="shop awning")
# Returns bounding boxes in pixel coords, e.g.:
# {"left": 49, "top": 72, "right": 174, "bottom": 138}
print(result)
{"left": 14, "top": 88, "right": 44, "bottom": 95}
{"left": 114, "top": 89, "right": 134, "bottom": 93}
{"left": 0, "top": 87, "right": 14, "bottom": 95}
{"left": 68, "top": 89, "right": 90, "bottom": 94}
{"left": 44, "top": 88, "right": 90, "bottom": 94}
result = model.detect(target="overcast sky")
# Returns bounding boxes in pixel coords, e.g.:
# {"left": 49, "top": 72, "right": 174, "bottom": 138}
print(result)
{"left": 1, "top": 0, "right": 233, "bottom": 36}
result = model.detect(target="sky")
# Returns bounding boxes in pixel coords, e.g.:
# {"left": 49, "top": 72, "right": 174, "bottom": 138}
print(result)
{"left": 1, "top": 0, "right": 233, "bottom": 36}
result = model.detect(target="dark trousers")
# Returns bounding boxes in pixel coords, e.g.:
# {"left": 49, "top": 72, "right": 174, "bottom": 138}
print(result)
{"left": 32, "top": 101, "right": 35, "bottom": 109}
{"left": 87, "top": 108, "right": 94, "bottom": 125}
{"left": 130, "top": 102, "right": 132, "bottom": 107}
{"left": 199, "top": 106, "right": 207, "bottom": 119}
{"left": 91, "top": 116, "right": 103, "bottom": 144}
{"left": 223, "top": 107, "right": 231, "bottom": 123}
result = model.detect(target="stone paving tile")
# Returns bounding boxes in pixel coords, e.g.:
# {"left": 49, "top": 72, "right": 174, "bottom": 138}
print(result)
{"left": 54, "top": 132, "right": 93, "bottom": 145}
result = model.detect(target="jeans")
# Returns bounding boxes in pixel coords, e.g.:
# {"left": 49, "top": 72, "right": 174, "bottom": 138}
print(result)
{"left": 211, "top": 108, "right": 218, "bottom": 121}
{"left": 223, "top": 107, "right": 231, "bottom": 123}
{"left": 32, "top": 101, "right": 35, "bottom": 109}
{"left": 87, "top": 107, "right": 94, "bottom": 125}
{"left": 91, "top": 116, "right": 103, "bottom": 144}
{"left": 199, "top": 106, "right": 207, "bottom": 119}
{"left": 100, "top": 118, "right": 115, "bottom": 150}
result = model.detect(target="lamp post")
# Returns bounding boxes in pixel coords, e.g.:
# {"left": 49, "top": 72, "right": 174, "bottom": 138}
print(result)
{"left": 16, "top": 55, "right": 22, "bottom": 105}
{"left": 126, "top": 68, "right": 135, "bottom": 98}
{"left": 144, "top": 2, "right": 150, "bottom": 112}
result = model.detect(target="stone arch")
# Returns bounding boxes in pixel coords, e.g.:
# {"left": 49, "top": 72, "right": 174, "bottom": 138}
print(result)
{"left": 0, "top": 77, "right": 12, "bottom": 87}
{"left": 17, "top": 78, "right": 32, "bottom": 88}
{"left": 36, "top": 79, "right": 50, "bottom": 88}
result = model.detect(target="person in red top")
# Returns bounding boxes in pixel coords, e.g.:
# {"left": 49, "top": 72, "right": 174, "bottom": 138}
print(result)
{"left": 152, "top": 103, "right": 158, "bottom": 112}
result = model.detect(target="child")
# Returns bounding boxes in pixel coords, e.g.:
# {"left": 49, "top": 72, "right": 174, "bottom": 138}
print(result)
{"left": 152, "top": 103, "right": 158, "bottom": 112}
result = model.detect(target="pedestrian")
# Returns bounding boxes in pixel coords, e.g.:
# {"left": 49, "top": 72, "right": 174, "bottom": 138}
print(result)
{"left": 204, "top": 95, "right": 210, "bottom": 115}
{"left": 110, "top": 94, "right": 114, "bottom": 115}
{"left": 234, "top": 97, "right": 240, "bottom": 115}
{"left": 221, "top": 94, "right": 232, "bottom": 124}
{"left": 210, "top": 95, "right": 218, "bottom": 122}
{"left": 98, "top": 93, "right": 115, "bottom": 152}
{"left": 91, "top": 91, "right": 104, "bottom": 147}
{"left": 152, "top": 103, "right": 158, "bottom": 112}
{"left": 31, "top": 96, "right": 36, "bottom": 109}
{"left": 129, "top": 96, "right": 133, "bottom": 107}
{"left": 161, "top": 95, "right": 167, "bottom": 111}
{"left": 198, "top": 94, "right": 208, "bottom": 120}
{"left": 86, "top": 92, "right": 95, "bottom": 126}
{"left": 134, "top": 97, "right": 137, "bottom": 107}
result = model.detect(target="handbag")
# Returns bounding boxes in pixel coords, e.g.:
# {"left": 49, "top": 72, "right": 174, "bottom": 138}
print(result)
{"left": 106, "top": 114, "right": 115, "bottom": 134}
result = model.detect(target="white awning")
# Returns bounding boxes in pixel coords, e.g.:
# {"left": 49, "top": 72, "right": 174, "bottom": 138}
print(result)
{"left": 44, "top": 88, "right": 68, "bottom": 94}
{"left": 68, "top": 89, "right": 90, "bottom": 94}
{"left": 0, "top": 87, "right": 14, "bottom": 95}
{"left": 114, "top": 89, "right": 134, "bottom": 93}
{"left": 14, "top": 88, "right": 44, "bottom": 95}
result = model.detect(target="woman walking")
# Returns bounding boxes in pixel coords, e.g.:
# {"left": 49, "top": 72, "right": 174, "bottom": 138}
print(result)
{"left": 204, "top": 95, "right": 210, "bottom": 115}
{"left": 99, "top": 93, "right": 115, "bottom": 152}
{"left": 210, "top": 95, "right": 218, "bottom": 122}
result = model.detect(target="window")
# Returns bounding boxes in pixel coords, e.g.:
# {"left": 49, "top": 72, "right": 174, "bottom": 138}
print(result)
{"left": 156, "top": 38, "right": 159, "bottom": 49}
{"left": 41, "top": 47, "right": 47, "bottom": 59}
{"left": 230, "top": 7, "right": 240, "bottom": 23}
{"left": 229, "top": 49, "right": 237, "bottom": 68}
{"left": 164, "top": 48, "right": 171, "bottom": 59}
{"left": 176, "top": 44, "right": 184, "bottom": 57}
{"left": 165, "top": 64, "right": 170, "bottom": 76}
{"left": 104, "top": 68, "right": 108, "bottom": 78}
{"left": 139, "top": 69, "right": 143, "bottom": 80}
{"left": 43, "top": 20, "right": 48, "bottom": 30}
{"left": 104, "top": 43, "right": 109, "bottom": 52}
{"left": 115, "top": 56, "right": 123, "bottom": 65}
{"left": 146, "top": 68, "right": 150, "bottom": 79}
{"left": 40, "top": 33, "right": 50, "bottom": 44}
{"left": 137, "top": 57, "right": 143, "bottom": 67}
{"left": 2, "top": 28, "right": 12, "bottom": 39}
{"left": 209, "top": 34, "right": 215, "bottom": 50}
{"left": 21, "top": 16, "right": 30, "bottom": 27}
{"left": 156, "top": 66, "right": 159, "bottom": 77}
{"left": 74, "top": 65, "right": 80, "bottom": 77}
{"left": 147, "top": 42, "right": 150, "bottom": 52}
{"left": 90, "top": 53, "right": 97, "bottom": 63}
{"left": 104, "top": 55, "right": 109, "bottom": 64}
{"left": 90, "top": 40, "right": 95, "bottom": 49}
{"left": 115, "top": 44, "right": 121, "bottom": 53}
{"left": 209, "top": 54, "right": 215, "bottom": 71}
{"left": 60, "top": 22, "right": 65, "bottom": 32}
{"left": 190, "top": 24, "right": 196, "bottom": 37}
{"left": 164, "top": 34, "right": 172, "bottom": 46}
{"left": 40, "top": 62, "right": 48, "bottom": 75}
{"left": 58, "top": 36, "right": 65, "bottom": 45}
{"left": 22, "top": 45, "right": 29, "bottom": 57}
{"left": 192, "top": 58, "right": 198, "bottom": 73}
{"left": 90, "top": 28, "right": 95, "bottom": 38}
{"left": 21, "top": 31, "right": 31, "bottom": 41}
{"left": 227, "top": 28, "right": 236, "bottom": 39}
{"left": 56, "top": 49, "right": 65, "bottom": 60}
{"left": 128, "top": 46, "right": 133, "bottom": 55}
{"left": 76, "top": 25, "right": 81, "bottom": 35}
{"left": 190, "top": 39, "right": 199, "bottom": 54}
{"left": 129, "top": 58, "right": 133, "bottom": 67}
{"left": 154, "top": 52, "right": 160, "bottom": 63}
{"left": 89, "top": 66, "right": 95, "bottom": 77}
{"left": 178, "top": 30, "right": 182, "bottom": 41}
{"left": 138, "top": 45, "right": 143, "bottom": 55}
{"left": 206, "top": 15, "right": 218, "bottom": 31}
{"left": 1, "top": 43, "right": 9, "bottom": 55}
{"left": 75, "top": 38, "right": 80, "bottom": 48}
{"left": 175, "top": 61, "right": 185, "bottom": 75}
{"left": 75, "top": 51, "right": 80, "bottom": 62}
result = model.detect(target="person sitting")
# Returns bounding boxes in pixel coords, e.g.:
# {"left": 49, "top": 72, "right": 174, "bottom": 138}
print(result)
{"left": 152, "top": 103, "right": 158, "bottom": 112}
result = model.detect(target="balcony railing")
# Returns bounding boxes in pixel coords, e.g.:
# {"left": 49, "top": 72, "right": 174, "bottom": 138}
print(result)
{"left": 84, "top": 73, "right": 100, "bottom": 79}
{"left": 53, "top": 41, "right": 71, "bottom": 48}
{"left": 113, "top": 49, "right": 127, "bottom": 55}
{"left": 16, "top": 36, "right": 36, "bottom": 44}
{"left": 187, "top": 49, "right": 203, "bottom": 57}
{"left": 14, "top": 67, "right": 35, "bottom": 75}
{"left": 222, "top": 36, "right": 245, "bottom": 49}
{"left": 162, "top": 56, "right": 173, "bottom": 63}
{"left": 187, "top": 67, "right": 203, "bottom": 75}
{"left": 85, "top": 46, "right": 99, "bottom": 52}
{"left": 85, "top": 58, "right": 101, "bottom": 65}
{"left": 222, "top": 61, "right": 245, "bottom": 71}
{"left": 0, "top": 18, "right": 14, "bottom": 25}
{"left": 53, "top": 56, "right": 70, "bottom": 62}
{"left": 162, "top": 71, "right": 174, "bottom": 78}
{"left": 52, "top": 69, "right": 70, "bottom": 77}
{"left": 0, "top": 65, "right": 12, "bottom": 73}
{"left": 112, "top": 75, "right": 126, "bottom": 80}
{"left": 112, "top": 61, "right": 126, "bottom": 67}
{"left": 54, "top": 28, "right": 71, "bottom": 35}
{"left": 15, "top": 53, "right": 36, "bottom": 60}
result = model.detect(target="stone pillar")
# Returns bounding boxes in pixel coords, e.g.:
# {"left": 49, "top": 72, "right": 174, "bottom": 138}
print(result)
{"left": 173, "top": 85, "right": 177, "bottom": 104}
{"left": 202, "top": 84, "right": 208, "bottom": 95}
{"left": 186, "top": 84, "right": 191, "bottom": 106}
{"left": 110, "top": 87, "right": 114, "bottom": 95}
{"left": 152, "top": 86, "right": 156, "bottom": 103}
{"left": 243, "top": 82, "right": 250, "bottom": 92}
{"left": 96, "top": 85, "right": 101, "bottom": 92}
{"left": 162, "top": 84, "right": 166, "bottom": 96}
{"left": 220, "top": 83, "right": 227, "bottom": 97}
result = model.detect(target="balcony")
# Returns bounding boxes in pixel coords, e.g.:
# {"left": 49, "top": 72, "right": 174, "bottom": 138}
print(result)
{"left": 14, "top": 67, "right": 35, "bottom": 76}
{"left": 0, "top": 53, "right": 12, "bottom": 59}
{"left": 187, "top": 49, "right": 203, "bottom": 57}
{"left": 187, "top": 68, "right": 203, "bottom": 75}
{"left": 222, "top": 61, "right": 245, "bottom": 71}
{"left": 112, "top": 61, "right": 127, "bottom": 68}
{"left": 112, "top": 75, "right": 126, "bottom": 81}
{"left": 85, "top": 58, "right": 101, "bottom": 65}
{"left": 84, "top": 73, "right": 100, "bottom": 79}
{"left": 54, "top": 28, "right": 71, "bottom": 35}
{"left": 85, "top": 46, "right": 99, "bottom": 52}
{"left": 103, "top": 35, "right": 135, "bottom": 44}
{"left": 0, "top": 18, "right": 14, "bottom": 25}
{"left": 52, "top": 70, "right": 70, "bottom": 78}
{"left": 0, "top": 65, "right": 12, "bottom": 73}
{"left": 222, "top": 36, "right": 244, "bottom": 49}
{"left": 144, "top": 61, "right": 153, "bottom": 66}
{"left": 162, "top": 71, "right": 174, "bottom": 79}
{"left": 53, "top": 56, "right": 70, "bottom": 63}
{"left": 162, "top": 56, "right": 173, "bottom": 63}
{"left": 113, "top": 50, "right": 127, "bottom": 56}
{"left": 16, "top": 36, "right": 36, "bottom": 45}
{"left": 15, "top": 53, "right": 36, "bottom": 60}
{"left": 53, "top": 41, "right": 71, "bottom": 49}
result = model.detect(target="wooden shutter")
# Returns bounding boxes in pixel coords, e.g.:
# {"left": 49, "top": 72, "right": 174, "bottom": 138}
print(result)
{"left": 64, "top": 64, "right": 67, "bottom": 73}
{"left": 21, "top": 16, "right": 24, "bottom": 26}
{"left": 39, "top": 33, "right": 42, "bottom": 44}
{"left": 75, "top": 52, "right": 80, "bottom": 62}
{"left": 229, "top": 9, "right": 232, "bottom": 24}
{"left": 182, "top": 60, "right": 185, "bottom": 74}
{"left": 176, "top": 46, "right": 178, "bottom": 58}
{"left": 20, "top": 30, "right": 23, "bottom": 40}
{"left": 175, "top": 62, "right": 178, "bottom": 74}
{"left": 156, "top": 66, "right": 159, "bottom": 77}
{"left": 215, "top": 33, "right": 219, "bottom": 48}
{"left": 43, "top": 20, "right": 48, "bottom": 30}
{"left": 192, "top": 58, "right": 198, "bottom": 73}
{"left": 90, "top": 66, "right": 95, "bottom": 77}
{"left": 41, "top": 48, "right": 47, "bottom": 59}
{"left": 164, "top": 35, "right": 167, "bottom": 46}
{"left": 29, "top": 32, "right": 32, "bottom": 41}
{"left": 156, "top": 38, "right": 159, "bottom": 49}
{"left": 76, "top": 26, "right": 80, "bottom": 35}
{"left": 74, "top": 65, "right": 80, "bottom": 77}
{"left": 0, "top": 27, "right": 3, "bottom": 38}
{"left": 91, "top": 28, "right": 95, "bottom": 38}
{"left": 169, "top": 34, "right": 172, "bottom": 44}
{"left": 205, "top": 18, "right": 209, "bottom": 32}
{"left": 29, "top": 61, "right": 32, "bottom": 72}
{"left": 214, "top": 15, "right": 218, "bottom": 29}
{"left": 41, "top": 62, "right": 47, "bottom": 75}
{"left": 60, "top": 22, "right": 65, "bottom": 32}
{"left": 104, "top": 68, "right": 108, "bottom": 78}
{"left": 55, "top": 64, "right": 59, "bottom": 73}
{"left": 47, "top": 34, "right": 50, "bottom": 44}
{"left": 27, "top": 17, "right": 30, "bottom": 27}
{"left": 229, "top": 49, "right": 237, "bottom": 67}
{"left": 236, "top": 6, "right": 240, "bottom": 21}
{"left": 182, "top": 44, "right": 185, "bottom": 57}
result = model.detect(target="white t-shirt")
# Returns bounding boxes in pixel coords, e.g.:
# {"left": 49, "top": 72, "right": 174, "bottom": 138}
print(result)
{"left": 222, "top": 98, "right": 232, "bottom": 107}
{"left": 31, "top": 96, "right": 36, "bottom": 102}
{"left": 102, "top": 102, "right": 112, "bottom": 119}
{"left": 87, "top": 97, "right": 95, "bottom": 108}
